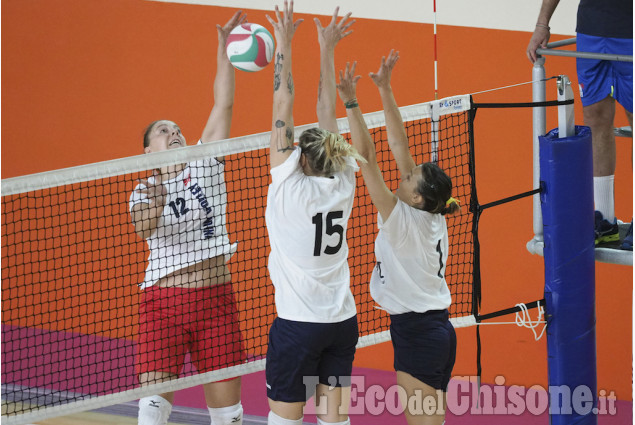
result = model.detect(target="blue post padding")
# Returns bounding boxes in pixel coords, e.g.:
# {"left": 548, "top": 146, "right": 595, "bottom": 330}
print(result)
{"left": 540, "top": 125, "right": 597, "bottom": 425}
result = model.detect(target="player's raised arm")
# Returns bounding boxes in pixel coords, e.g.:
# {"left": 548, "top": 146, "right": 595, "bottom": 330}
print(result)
{"left": 314, "top": 7, "right": 354, "bottom": 133}
{"left": 266, "top": 1, "right": 303, "bottom": 169}
{"left": 201, "top": 10, "right": 247, "bottom": 147}
{"left": 369, "top": 50, "right": 416, "bottom": 177}
{"left": 337, "top": 62, "right": 397, "bottom": 221}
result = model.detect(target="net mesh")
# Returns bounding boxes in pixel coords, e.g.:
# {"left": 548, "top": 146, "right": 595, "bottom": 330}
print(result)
{"left": 1, "top": 96, "right": 475, "bottom": 424}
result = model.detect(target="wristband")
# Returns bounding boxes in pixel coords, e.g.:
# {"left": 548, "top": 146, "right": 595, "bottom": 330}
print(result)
{"left": 535, "top": 23, "right": 550, "bottom": 30}
{"left": 345, "top": 98, "right": 359, "bottom": 109}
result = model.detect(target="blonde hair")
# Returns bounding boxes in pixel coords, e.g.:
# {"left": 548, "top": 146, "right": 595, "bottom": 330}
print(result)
{"left": 299, "top": 128, "right": 366, "bottom": 176}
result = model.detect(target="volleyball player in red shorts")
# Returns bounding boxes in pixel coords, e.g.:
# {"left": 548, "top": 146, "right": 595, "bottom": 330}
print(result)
{"left": 129, "top": 11, "right": 247, "bottom": 425}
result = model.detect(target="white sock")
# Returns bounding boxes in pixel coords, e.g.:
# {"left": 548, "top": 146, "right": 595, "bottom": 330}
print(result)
{"left": 267, "top": 411, "right": 304, "bottom": 425}
{"left": 317, "top": 417, "right": 351, "bottom": 425}
{"left": 138, "top": 395, "right": 172, "bottom": 425}
{"left": 208, "top": 402, "right": 243, "bottom": 425}
{"left": 594, "top": 175, "right": 615, "bottom": 222}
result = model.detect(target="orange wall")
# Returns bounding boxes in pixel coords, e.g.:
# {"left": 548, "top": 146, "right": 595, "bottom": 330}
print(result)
{"left": 2, "top": 0, "right": 632, "bottom": 401}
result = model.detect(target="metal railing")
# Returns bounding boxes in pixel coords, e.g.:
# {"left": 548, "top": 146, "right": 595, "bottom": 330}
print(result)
{"left": 537, "top": 37, "right": 633, "bottom": 62}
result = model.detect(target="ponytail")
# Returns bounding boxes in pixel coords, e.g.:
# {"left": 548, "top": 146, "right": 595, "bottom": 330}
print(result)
{"left": 416, "top": 162, "right": 460, "bottom": 215}
{"left": 442, "top": 197, "right": 461, "bottom": 216}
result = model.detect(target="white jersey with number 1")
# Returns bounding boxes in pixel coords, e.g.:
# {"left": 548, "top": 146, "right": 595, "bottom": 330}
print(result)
{"left": 265, "top": 148, "right": 358, "bottom": 323}
{"left": 370, "top": 198, "right": 452, "bottom": 315}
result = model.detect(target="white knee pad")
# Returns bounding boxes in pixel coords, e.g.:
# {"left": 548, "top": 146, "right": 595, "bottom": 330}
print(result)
{"left": 316, "top": 417, "right": 350, "bottom": 425}
{"left": 267, "top": 410, "right": 304, "bottom": 425}
{"left": 138, "top": 395, "right": 172, "bottom": 425}
{"left": 208, "top": 402, "right": 243, "bottom": 425}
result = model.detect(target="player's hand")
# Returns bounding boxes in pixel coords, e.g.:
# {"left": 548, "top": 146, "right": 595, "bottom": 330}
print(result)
{"left": 369, "top": 50, "right": 399, "bottom": 89}
{"left": 217, "top": 10, "right": 248, "bottom": 46}
{"left": 315, "top": 7, "right": 354, "bottom": 50}
{"left": 266, "top": 0, "right": 304, "bottom": 46}
{"left": 136, "top": 170, "right": 167, "bottom": 207}
{"left": 336, "top": 61, "right": 361, "bottom": 105}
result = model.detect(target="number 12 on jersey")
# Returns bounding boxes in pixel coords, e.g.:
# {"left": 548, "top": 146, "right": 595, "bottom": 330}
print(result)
{"left": 312, "top": 211, "right": 344, "bottom": 256}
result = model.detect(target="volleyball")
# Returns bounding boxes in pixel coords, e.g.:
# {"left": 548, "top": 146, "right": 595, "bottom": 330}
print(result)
{"left": 226, "top": 23, "right": 275, "bottom": 72}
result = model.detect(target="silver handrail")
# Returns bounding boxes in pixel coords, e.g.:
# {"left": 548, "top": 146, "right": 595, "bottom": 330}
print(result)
{"left": 536, "top": 37, "right": 633, "bottom": 62}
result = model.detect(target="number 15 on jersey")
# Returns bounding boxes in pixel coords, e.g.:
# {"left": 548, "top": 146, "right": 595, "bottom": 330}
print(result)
{"left": 312, "top": 211, "right": 344, "bottom": 256}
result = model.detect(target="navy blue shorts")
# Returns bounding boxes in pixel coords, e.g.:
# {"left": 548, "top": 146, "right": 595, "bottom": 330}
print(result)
{"left": 390, "top": 309, "right": 456, "bottom": 391}
{"left": 265, "top": 315, "right": 358, "bottom": 402}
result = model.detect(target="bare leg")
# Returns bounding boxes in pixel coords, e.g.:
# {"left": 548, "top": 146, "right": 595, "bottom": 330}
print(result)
{"left": 138, "top": 371, "right": 178, "bottom": 403}
{"left": 268, "top": 399, "right": 306, "bottom": 421}
{"left": 397, "top": 371, "right": 446, "bottom": 425}
{"left": 204, "top": 378, "right": 243, "bottom": 424}
{"left": 203, "top": 377, "right": 241, "bottom": 407}
{"left": 315, "top": 383, "right": 350, "bottom": 423}
{"left": 584, "top": 96, "right": 617, "bottom": 177}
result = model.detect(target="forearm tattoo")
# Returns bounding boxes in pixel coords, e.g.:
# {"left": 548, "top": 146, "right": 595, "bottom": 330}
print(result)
{"left": 275, "top": 119, "right": 295, "bottom": 152}
{"left": 273, "top": 53, "right": 283, "bottom": 91}
{"left": 318, "top": 72, "right": 323, "bottom": 100}
{"left": 285, "top": 127, "right": 293, "bottom": 144}
{"left": 287, "top": 72, "right": 294, "bottom": 95}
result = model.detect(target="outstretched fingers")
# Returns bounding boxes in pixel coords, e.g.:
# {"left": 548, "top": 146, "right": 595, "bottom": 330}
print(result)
{"left": 338, "top": 12, "right": 354, "bottom": 37}
{"left": 228, "top": 10, "right": 247, "bottom": 28}
{"left": 329, "top": 6, "right": 340, "bottom": 26}
{"left": 347, "top": 61, "right": 358, "bottom": 79}
{"left": 336, "top": 62, "right": 361, "bottom": 101}
{"left": 385, "top": 49, "right": 400, "bottom": 67}
{"left": 217, "top": 10, "right": 247, "bottom": 42}
{"left": 369, "top": 50, "right": 399, "bottom": 87}
{"left": 316, "top": 7, "right": 354, "bottom": 45}
{"left": 267, "top": 1, "right": 303, "bottom": 42}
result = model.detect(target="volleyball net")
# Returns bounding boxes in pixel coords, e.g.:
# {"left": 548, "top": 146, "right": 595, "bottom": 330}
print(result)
{"left": 1, "top": 94, "right": 475, "bottom": 424}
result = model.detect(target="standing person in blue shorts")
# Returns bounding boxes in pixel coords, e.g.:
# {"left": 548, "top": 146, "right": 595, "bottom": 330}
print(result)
{"left": 526, "top": 0, "right": 633, "bottom": 250}
{"left": 264, "top": 2, "right": 363, "bottom": 425}
{"left": 337, "top": 52, "right": 459, "bottom": 425}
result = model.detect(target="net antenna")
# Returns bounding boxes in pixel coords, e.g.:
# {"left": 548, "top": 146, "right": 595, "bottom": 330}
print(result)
{"left": 433, "top": 0, "right": 439, "bottom": 100}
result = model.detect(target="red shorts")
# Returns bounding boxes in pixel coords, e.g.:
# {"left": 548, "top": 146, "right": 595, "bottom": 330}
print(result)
{"left": 136, "top": 283, "right": 246, "bottom": 376}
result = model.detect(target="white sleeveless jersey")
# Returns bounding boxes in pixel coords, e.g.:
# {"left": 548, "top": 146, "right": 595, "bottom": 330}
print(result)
{"left": 129, "top": 142, "right": 237, "bottom": 289}
{"left": 370, "top": 198, "right": 452, "bottom": 315}
{"left": 265, "top": 148, "right": 358, "bottom": 323}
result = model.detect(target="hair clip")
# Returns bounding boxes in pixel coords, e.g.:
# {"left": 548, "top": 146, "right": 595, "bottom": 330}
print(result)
{"left": 446, "top": 197, "right": 459, "bottom": 206}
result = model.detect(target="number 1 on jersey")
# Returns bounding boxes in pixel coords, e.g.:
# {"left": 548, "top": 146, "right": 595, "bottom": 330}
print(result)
{"left": 312, "top": 211, "right": 344, "bottom": 256}
{"left": 436, "top": 239, "right": 444, "bottom": 278}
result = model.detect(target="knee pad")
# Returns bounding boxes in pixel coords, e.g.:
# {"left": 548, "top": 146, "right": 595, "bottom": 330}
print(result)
{"left": 138, "top": 395, "right": 172, "bottom": 425}
{"left": 267, "top": 410, "right": 304, "bottom": 425}
{"left": 208, "top": 402, "right": 243, "bottom": 425}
